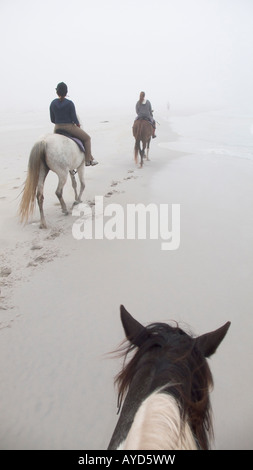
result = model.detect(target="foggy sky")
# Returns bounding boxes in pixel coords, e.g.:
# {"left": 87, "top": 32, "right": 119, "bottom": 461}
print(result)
{"left": 1, "top": 0, "right": 253, "bottom": 114}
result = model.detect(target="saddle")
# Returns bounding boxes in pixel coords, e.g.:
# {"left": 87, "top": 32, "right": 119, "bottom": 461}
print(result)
{"left": 135, "top": 116, "right": 155, "bottom": 128}
{"left": 55, "top": 129, "right": 85, "bottom": 153}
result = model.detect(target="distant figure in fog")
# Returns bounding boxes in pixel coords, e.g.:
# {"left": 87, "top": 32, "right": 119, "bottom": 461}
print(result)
{"left": 50, "top": 82, "right": 98, "bottom": 166}
{"left": 135, "top": 91, "right": 156, "bottom": 138}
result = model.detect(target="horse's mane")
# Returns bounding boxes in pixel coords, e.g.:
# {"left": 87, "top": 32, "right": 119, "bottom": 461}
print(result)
{"left": 114, "top": 322, "right": 214, "bottom": 450}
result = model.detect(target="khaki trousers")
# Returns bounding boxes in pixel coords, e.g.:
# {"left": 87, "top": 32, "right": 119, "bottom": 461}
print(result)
{"left": 54, "top": 123, "right": 92, "bottom": 163}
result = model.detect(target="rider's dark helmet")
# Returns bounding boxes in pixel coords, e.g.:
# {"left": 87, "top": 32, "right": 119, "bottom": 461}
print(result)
{"left": 56, "top": 82, "right": 68, "bottom": 97}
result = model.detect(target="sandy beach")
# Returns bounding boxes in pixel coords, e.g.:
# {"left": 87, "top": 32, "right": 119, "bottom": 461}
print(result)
{"left": 0, "top": 106, "right": 253, "bottom": 450}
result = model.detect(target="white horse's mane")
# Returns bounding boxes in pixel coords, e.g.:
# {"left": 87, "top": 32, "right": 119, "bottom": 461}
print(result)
{"left": 117, "top": 391, "right": 197, "bottom": 450}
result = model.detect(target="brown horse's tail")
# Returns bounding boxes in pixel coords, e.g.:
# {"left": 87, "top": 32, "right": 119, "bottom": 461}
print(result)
{"left": 134, "top": 139, "right": 140, "bottom": 161}
{"left": 19, "top": 140, "right": 46, "bottom": 224}
{"left": 134, "top": 120, "right": 142, "bottom": 161}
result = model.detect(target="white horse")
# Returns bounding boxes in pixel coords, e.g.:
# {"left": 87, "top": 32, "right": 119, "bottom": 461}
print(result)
{"left": 19, "top": 133, "right": 85, "bottom": 228}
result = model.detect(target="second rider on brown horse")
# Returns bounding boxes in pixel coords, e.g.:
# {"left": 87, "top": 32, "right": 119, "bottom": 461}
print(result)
{"left": 134, "top": 91, "right": 156, "bottom": 138}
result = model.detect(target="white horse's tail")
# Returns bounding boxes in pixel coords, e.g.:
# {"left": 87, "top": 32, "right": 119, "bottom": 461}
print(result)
{"left": 19, "top": 140, "right": 47, "bottom": 224}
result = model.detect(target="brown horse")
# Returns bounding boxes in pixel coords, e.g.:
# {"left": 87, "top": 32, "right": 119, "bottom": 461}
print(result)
{"left": 133, "top": 119, "right": 153, "bottom": 168}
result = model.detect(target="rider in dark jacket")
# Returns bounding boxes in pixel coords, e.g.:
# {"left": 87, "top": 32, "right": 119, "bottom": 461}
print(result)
{"left": 50, "top": 82, "right": 98, "bottom": 166}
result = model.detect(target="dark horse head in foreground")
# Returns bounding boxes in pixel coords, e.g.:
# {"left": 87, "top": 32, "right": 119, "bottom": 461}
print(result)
{"left": 108, "top": 305, "right": 230, "bottom": 450}
{"left": 133, "top": 119, "right": 153, "bottom": 168}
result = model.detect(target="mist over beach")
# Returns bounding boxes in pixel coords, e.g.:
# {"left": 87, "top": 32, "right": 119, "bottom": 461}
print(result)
{"left": 1, "top": 0, "right": 253, "bottom": 114}
{"left": 0, "top": 0, "right": 253, "bottom": 451}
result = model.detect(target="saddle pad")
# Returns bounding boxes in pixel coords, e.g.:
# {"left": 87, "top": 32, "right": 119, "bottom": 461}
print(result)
{"left": 55, "top": 129, "right": 85, "bottom": 153}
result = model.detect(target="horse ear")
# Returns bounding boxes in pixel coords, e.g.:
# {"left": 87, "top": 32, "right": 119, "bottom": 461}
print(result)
{"left": 120, "top": 305, "right": 148, "bottom": 347}
{"left": 195, "top": 321, "right": 231, "bottom": 357}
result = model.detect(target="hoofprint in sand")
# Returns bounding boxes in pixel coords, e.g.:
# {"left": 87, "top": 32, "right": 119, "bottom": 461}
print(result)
{"left": 0, "top": 108, "right": 252, "bottom": 449}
